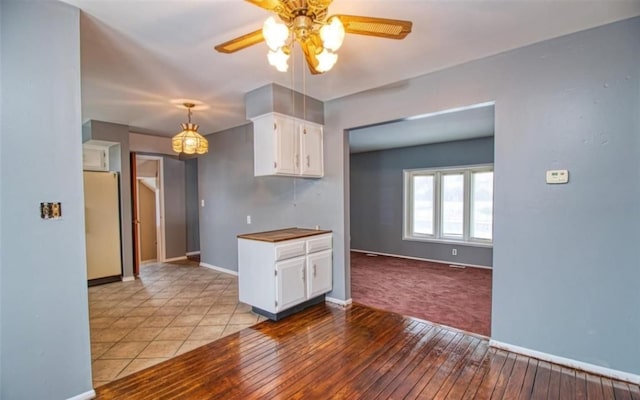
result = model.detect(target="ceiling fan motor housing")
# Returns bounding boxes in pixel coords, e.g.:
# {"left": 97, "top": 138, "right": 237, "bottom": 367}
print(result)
{"left": 292, "top": 15, "right": 314, "bottom": 40}
{"left": 281, "top": 0, "right": 330, "bottom": 23}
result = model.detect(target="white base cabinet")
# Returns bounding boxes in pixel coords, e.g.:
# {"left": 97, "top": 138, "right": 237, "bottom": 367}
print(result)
{"left": 238, "top": 233, "right": 332, "bottom": 318}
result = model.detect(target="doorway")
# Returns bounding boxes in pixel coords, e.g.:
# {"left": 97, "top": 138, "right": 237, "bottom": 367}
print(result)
{"left": 133, "top": 155, "right": 165, "bottom": 270}
{"left": 347, "top": 103, "right": 495, "bottom": 337}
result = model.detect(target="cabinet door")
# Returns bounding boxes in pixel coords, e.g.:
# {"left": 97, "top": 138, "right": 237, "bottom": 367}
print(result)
{"left": 83, "top": 146, "right": 108, "bottom": 171}
{"left": 274, "top": 115, "right": 298, "bottom": 175}
{"left": 299, "top": 122, "right": 323, "bottom": 177}
{"left": 307, "top": 250, "right": 332, "bottom": 298}
{"left": 276, "top": 257, "right": 307, "bottom": 311}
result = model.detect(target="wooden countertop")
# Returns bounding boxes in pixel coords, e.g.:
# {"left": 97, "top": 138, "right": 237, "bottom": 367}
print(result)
{"left": 237, "top": 227, "right": 332, "bottom": 243}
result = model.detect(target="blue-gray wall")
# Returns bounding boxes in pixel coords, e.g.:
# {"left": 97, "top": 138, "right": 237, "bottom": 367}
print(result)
{"left": 245, "top": 83, "right": 324, "bottom": 124}
{"left": 162, "top": 155, "right": 187, "bottom": 259}
{"left": 0, "top": 0, "right": 4, "bottom": 386}
{"left": 1, "top": 1, "right": 93, "bottom": 398}
{"left": 350, "top": 137, "right": 494, "bottom": 267}
{"left": 325, "top": 17, "right": 640, "bottom": 376}
{"left": 135, "top": 152, "right": 188, "bottom": 260}
{"left": 198, "top": 123, "right": 314, "bottom": 271}
{"left": 185, "top": 158, "right": 200, "bottom": 253}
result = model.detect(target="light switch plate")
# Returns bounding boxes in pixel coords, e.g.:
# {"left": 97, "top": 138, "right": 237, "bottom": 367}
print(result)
{"left": 546, "top": 170, "right": 569, "bottom": 184}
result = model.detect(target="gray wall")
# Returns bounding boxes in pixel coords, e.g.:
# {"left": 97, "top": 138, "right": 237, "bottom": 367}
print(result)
{"left": 350, "top": 137, "right": 494, "bottom": 267}
{"left": 199, "top": 123, "right": 319, "bottom": 271}
{"left": 185, "top": 158, "right": 200, "bottom": 253}
{"left": 162, "top": 155, "right": 187, "bottom": 259}
{"left": 0, "top": 0, "right": 4, "bottom": 386}
{"left": 83, "top": 120, "right": 135, "bottom": 278}
{"left": 245, "top": 83, "right": 324, "bottom": 124}
{"left": 1, "top": 1, "right": 93, "bottom": 398}
{"left": 324, "top": 18, "right": 640, "bottom": 375}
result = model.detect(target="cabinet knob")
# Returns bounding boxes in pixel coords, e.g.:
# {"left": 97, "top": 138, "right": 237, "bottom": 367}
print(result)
{"left": 306, "top": 155, "right": 310, "bottom": 167}
{"left": 313, "top": 264, "right": 317, "bottom": 277}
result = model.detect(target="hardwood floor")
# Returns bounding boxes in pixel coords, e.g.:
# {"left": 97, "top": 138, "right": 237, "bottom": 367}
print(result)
{"left": 95, "top": 303, "right": 640, "bottom": 399}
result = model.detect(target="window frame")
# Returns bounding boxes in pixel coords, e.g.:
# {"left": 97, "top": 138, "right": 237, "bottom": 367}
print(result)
{"left": 403, "top": 164, "right": 494, "bottom": 247}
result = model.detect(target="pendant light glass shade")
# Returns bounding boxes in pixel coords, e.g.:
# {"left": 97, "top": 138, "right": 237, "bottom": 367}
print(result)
{"left": 263, "top": 16, "right": 289, "bottom": 51}
{"left": 316, "top": 48, "right": 338, "bottom": 73}
{"left": 262, "top": 15, "right": 344, "bottom": 73}
{"left": 172, "top": 104, "right": 208, "bottom": 155}
{"left": 320, "top": 17, "right": 345, "bottom": 52}
{"left": 268, "top": 48, "right": 290, "bottom": 72}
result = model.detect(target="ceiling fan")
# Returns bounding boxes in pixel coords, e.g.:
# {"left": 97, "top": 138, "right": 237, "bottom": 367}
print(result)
{"left": 214, "top": 0, "right": 413, "bottom": 74}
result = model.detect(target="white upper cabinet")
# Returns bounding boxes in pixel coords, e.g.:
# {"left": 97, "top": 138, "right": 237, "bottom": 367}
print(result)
{"left": 299, "top": 121, "right": 323, "bottom": 177}
{"left": 252, "top": 112, "right": 324, "bottom": 178}
{"left": 82, "top": 145, "right": 109, "bottom": 171}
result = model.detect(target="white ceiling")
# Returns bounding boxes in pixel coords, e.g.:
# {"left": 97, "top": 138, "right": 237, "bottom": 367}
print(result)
{"left": 62, "top": 0, "right": 640, "bottom": 137}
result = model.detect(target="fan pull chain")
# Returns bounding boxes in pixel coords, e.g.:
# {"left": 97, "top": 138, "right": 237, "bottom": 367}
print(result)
{"left": 291, "top": 40, "right": 297, "bottom": 207}
{"left": 303, "top": 57, "right": 306, "bottom": 123}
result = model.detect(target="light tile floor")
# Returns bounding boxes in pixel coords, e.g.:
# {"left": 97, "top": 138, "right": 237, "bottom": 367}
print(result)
{"left": 88, "top": 260, "right": 265, "bottom": 388}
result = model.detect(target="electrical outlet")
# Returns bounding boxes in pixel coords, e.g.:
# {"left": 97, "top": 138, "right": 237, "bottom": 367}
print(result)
{"left": 452, "top": 248, "right": 457, "bottom": 256}
{"left": 41, "top": 202, "right": 62, "bottom": 219}
{"left": 246, "top": 215, "right": 251, "bottom": 224}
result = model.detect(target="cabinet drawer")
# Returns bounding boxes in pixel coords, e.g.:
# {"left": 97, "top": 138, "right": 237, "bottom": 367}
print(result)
{"left": 306, "top": 235, "right": 332, "bottom": 254}
{"left": 275, "top": 240, "right": 306, "bottom": 261}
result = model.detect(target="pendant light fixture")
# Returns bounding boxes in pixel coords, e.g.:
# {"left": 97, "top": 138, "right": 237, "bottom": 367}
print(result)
{"left": 172, "top": 103, "right": 208, "bottom": 155}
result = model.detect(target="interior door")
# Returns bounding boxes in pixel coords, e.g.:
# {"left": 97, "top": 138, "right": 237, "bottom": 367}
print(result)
{"left": 84, "top": 171, "right": 122, "bottom": 280}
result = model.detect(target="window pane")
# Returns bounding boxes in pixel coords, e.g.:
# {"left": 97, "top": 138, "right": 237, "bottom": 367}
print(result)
{"left": 442, "top": 174, "right": 464, "bottom": 237}
{"left": 471, "top": 171, "right": 493, "bottom": 240}
{"left": 412, "top": 175, "right": 434, "bottom": 235}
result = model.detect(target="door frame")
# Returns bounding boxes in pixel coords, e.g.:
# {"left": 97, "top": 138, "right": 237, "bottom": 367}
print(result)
{"left": 133, "top": 154, "right": 166, "bottom": 267}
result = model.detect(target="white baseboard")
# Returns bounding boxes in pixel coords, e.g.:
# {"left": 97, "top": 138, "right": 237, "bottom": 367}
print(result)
{"left": 121, "top": 276, "right": 135, "bottom": 282}
{"left": 325, "top": 297, "right": 353, "bottom": 307}
{"left": 164, "top": 256, "right": 187, "bottom": 263}
{"left": 67, "top": 389, "right": 96, "bottom": 400}
{"left": 490, "top": 339, "right": 640, "bottom": 385}
{"left": 186, "top": 251, "right": 201, "bottom": 256}
{"left": 140, "top": 259, "right": 157, "bottom": 266}
{"left": 350, "top": 249, "right": 492, "bottom": 270}
{"left": 200, "top": 262, "right": 238, "bottom": 276}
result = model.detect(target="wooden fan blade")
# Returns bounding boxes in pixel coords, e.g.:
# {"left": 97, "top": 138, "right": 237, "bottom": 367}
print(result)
{"left": 300, "top": 40, "right": 322, "bottom": 75}
{"left": 244, "top": 0, "right": 282, "bottom": 12}
{"left": 214, "top": 29, "right": 264, "bottom": 54}
{"left": 335, "top": 15, "right": 412, "bottom": 40}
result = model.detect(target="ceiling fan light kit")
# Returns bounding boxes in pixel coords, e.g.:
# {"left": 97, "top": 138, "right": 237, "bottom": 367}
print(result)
{"left": 172, "top": 103, "right": 209, "bottom": 155}
{"left": 215, "top": 0, "right": 412, "bottom": 74}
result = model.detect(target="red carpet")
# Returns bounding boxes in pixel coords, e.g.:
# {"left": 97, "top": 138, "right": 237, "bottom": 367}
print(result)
{"left": 350, "top": 251, "right": 492, "bottom": 336}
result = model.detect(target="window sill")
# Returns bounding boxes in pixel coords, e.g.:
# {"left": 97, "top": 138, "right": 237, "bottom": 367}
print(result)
{"left": 402, "top": 236, "right": 493, "bottom": 248}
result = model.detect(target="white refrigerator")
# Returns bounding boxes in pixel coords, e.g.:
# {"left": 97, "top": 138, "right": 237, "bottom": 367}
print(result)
{"left": 83, "top": 171, "right": 122, "bottom": 281}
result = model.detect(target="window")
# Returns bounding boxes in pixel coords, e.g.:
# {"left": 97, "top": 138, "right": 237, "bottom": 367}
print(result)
{"left": 412, "top": 175, "right": 434, "bottom": 235}
{"left": 404, "top": 165, "right": 493, "bottom": 245}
